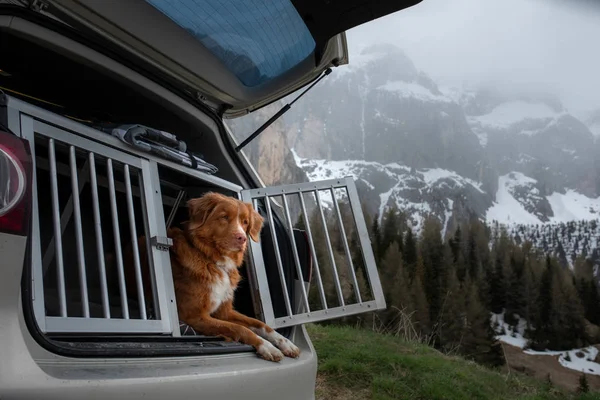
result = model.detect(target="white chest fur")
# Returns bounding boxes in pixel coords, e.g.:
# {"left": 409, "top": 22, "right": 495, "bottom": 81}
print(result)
{"left": 209, "top": 257, "right": 236, "bottom": 314}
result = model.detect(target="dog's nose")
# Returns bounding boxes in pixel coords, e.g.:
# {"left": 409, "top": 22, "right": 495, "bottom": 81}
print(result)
{"left": 235, "top": 233, "right": 247, "bottom": 244}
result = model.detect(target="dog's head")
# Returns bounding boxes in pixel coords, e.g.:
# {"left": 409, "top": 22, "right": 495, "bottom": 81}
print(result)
{"left": 186, "top": 192, "right": 263, "bottom": 256}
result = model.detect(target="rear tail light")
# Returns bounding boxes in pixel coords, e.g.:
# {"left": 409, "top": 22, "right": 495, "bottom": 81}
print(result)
{"left": 0, "top": 130, "right": 32, "bottom": 236}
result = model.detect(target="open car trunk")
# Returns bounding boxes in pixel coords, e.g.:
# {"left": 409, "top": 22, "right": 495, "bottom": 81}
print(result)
{"left": 45, "top": 0, "right": 423, "bottom": 116}
{"left": 0, "top": 6, "right": 387, "bottom": 359}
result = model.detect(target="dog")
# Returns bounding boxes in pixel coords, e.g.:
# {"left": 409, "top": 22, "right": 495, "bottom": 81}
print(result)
{"left": 125, "top": 192, "right": 300, "bottom": 362}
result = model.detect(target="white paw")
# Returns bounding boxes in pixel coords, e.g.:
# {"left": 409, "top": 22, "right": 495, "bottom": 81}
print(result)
{"left": 256, "top": 339, "right": 284, "bottom": 362}
{"left": 274, "top": 336, "right": 300, "bottom": 358}
{"left": 251, "top": 327, "right": 301, "bottom": 359}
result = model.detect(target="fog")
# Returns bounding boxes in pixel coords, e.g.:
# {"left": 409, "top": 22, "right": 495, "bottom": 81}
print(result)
{"left": 346, "top": 0, "right": 600, "bottom": 116}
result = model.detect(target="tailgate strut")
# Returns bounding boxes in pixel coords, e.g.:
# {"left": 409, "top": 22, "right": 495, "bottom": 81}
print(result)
{"left": 235, "top": 68, "right": 332, "bottom": 152}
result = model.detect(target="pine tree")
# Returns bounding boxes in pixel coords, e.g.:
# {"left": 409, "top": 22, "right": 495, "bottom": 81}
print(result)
{"left": 466, "top": 225, "right": 482, "bottom": 280}
{"left": 578, "top": 373, "right": 590, "bottom": 394}
{"left": 380, "top": 207, "right": 400, "bottom": 257}
{"left": 489, "top": 245, "right": 508, "bottom": 314}
{"left": 420, "top": 217, "right": 446, "bottom": 327}
{"left": 380, "top": 244, "right": 403, "bottom": 301}
{"left": 403, "top": 228, "right": 418, "bottom": 281}
{"left": 462, "top": 281, "right": 505, "bottom": 367}
{"left": 455, "top": 247, "right": 467, "bottom": 283}
{"left": 553, "top": 269, "right": 587, "bottom": 349}
{"left": 530, "top": 256, "right": 555, "bottom": 350}
{"left": 410, "top": 273, "right": 430, "bottom": 335}
{"left": 505, "top": 251, "right": 527, "bottom": 327}
{"left": 371, "top": 213, "right": 381, "bottom": 263}
{"left": 450, "top": 225, "right": 463, "bottom": 262}
{"left": 438, "top": 268, "right": 464, "bottom": 352}
{"left": 585, "top": 279, "right": 600, "bottom": 325}
{"left": 555, "top": 242, "right": 568, "bottom": 267}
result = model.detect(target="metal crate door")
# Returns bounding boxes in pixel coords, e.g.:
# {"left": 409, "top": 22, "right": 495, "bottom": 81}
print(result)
{"left": 22, "top": 116, "right": 176, "bottom": 335}
{"left": 241, "top": 177, "right": 386, "bottom": 329}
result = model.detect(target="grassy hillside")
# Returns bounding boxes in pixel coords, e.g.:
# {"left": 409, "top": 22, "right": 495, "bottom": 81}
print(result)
{"left": 308, "top": 324, "right": 600, "bottom": 400}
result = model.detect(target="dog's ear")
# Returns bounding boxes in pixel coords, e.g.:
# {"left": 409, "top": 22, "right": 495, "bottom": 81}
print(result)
{"left": 187, "top": 192, "right": 223, "bottom": 230}
{"left": 246, "top": 203, "right": 264, "bottom": 243}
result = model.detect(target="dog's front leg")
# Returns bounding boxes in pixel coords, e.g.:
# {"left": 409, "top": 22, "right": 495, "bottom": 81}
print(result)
{"left": 186, "top": 315, "right": 285, "bottom": 362}
{"left": 214, "top": 303, "right": 300, "bottom": 358}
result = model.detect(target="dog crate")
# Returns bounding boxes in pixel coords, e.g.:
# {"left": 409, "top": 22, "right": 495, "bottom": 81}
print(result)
{"left": 3, "top": 94, "right": 242, "bottom": 337}
{"left": 241, "top": 178, "right": 386, "bottom": 329}
{"left": 2, "top": 93, "right": 385, "bottom": 343}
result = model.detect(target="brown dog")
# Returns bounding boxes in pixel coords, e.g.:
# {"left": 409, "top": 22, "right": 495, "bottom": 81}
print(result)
{"left": 126, "top": 192, "right": 299, "bottom": 362}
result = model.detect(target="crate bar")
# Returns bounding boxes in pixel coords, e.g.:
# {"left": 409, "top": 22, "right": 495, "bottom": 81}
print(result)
{"left": 69, "top": 146, "right": 90, "bottom": 318}
{"left": 138, "top": 169, "right": 160, "bottom": 320}
{"left": 343, "top": 177, "right": 386, "bottom": 309}
{"left": 33, "top": 120, "right": 142, "bottom": 168}
{"left": 298, "top": 192, "right": 327, "bottom": 310}
{"left": 330, "top": 188, "right": 362, "bottom": 303}
{"left": 273, "top": 300, "right": 378, "bottom": 327}
{"left": 107, "top": 158, "right": 129, "bottom": 319}
{"left": 124, "top": 164, "right": 147, "bottom": 320}
{"left": 242, "top": 197, "right": 276, "bottom": 326}
{"left": 12, "top": 97, "right": 242, "bottom": 192}
{"left": 264, "top": 196, "right": 293, "bottom": 317}
{"left": 19, "top": 115, "right": 46, "bottom": 332}
{"left": 48, "top": 139, "right": 67, "bottom": 318}
{"left": 44, "top": 317, "right": 166, "bottom": 334}
{"left": 166, "top": 190, "right": 185, "bottom": 230}
{"left": 243, "top": 178, "right": 348, "bottom": 197}
{"left": 314, "top": 189, "right": 345, "bottom": 306}
{"left": 35, "top": 156, "right": 183, "bottom": 209}
{"left": 281, "top": 194, "right": 310, "bottom": 313}
{"left": 140, "top": 159, "right": 181, "bottom": 335}
{"left": 41, "top": 159, "right": 89, "bottom": 275}
{"left": 88, "top": 152, "right": 110, "bottom": 318}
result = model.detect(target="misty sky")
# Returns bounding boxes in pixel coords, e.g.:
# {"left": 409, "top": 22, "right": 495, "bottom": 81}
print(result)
{"left": 346, "top": 0, "right": 600, "bottom": 116}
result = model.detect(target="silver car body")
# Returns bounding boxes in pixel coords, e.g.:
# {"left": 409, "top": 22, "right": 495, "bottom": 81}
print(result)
{"left": 0, "top": 0, "right": 422, "bottom": 398}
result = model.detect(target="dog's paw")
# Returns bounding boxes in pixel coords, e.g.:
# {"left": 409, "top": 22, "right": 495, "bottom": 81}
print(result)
{"left": 274, "top": 336, "right": 300, "bottom": 358}
{"left": 256, "top": 339, "right": 284, "bottom": 362}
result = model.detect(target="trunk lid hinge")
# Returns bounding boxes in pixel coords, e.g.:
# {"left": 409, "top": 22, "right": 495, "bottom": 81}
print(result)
{"left": 28, "top": 0, "right": 49, "bottom": 12}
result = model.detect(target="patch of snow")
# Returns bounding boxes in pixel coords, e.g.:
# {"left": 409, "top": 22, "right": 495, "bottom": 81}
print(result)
{"left": 547, "top": 190, "right": 600, "bottom": 222}
{"left": 589, "top": 123, "right": 600, "bottom": 139}
{"left": 441, "top": 199, "right": 454, "bottom": 238}
{"left": 476, "top": 132, "right": 488, "bottom": 147}
{"left": 492, "top": 313, "right": 600, "bottom": 375}
{"left": 377, "top": 81, "right": 451, "bottom": 103}
{"left": 379, "top": 186, "right": 396, "bottom": 223}
{"left": 486, "top": 173, "right": 543, "bottom": 225}
{"left": 471, "top": 101, "right": 560, "bottom": 129}
{"left": 420, "top": 168, "right": 485, "bottom": 193}
{"left": 525, "top": 347, "right": 600, "bottom": 376}
{"left": 491, "top": 313, "right": 528, "bottom": 349}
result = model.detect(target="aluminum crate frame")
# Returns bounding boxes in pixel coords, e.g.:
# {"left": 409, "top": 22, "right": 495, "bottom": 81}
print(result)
{"left": 3, "top": 94, "right": 385, "bottom": 336}
{"left": 2, "top": 94, "right": 241, "bottom": 336}
{"left": 241, "top": 177, "right": 386, "bottom": 329}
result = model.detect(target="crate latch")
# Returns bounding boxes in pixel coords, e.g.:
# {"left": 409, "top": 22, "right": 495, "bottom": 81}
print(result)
{"left": 151, "top": 236, "right": 173, "bottom": 251}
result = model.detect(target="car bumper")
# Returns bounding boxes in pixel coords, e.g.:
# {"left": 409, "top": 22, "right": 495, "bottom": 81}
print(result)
{"left": 0, "top": 232, "right": 318, "bottom": 400}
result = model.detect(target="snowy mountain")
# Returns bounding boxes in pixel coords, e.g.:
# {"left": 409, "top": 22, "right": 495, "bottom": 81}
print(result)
{"left": 584, "top": 109, "right": 600, "bottom": 140}
{"left": 487, "top": 172, "right": 600, "bottom": 225}
{"left": 292, "top": 149, "right": 490, "bottom": 235}
{"left": 227, "top": 43, "right": 600, "bottom": 254}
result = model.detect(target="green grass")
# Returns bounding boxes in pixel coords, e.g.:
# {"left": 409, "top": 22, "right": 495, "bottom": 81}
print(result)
{"left": 308, "top": 324, "right": 600, "bottom": 400}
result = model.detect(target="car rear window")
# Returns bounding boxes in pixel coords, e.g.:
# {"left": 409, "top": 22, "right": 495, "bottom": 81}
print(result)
{"left": 146, "top": 0, "right": 316, "bottom": 88}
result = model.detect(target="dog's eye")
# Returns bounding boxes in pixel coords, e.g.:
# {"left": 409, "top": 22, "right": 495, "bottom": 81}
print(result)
{"left": 243, "top": 219, "right": 249, "bottom": 225}
{"left": 221, "top": 215, "right": 229, "bottom": 221}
